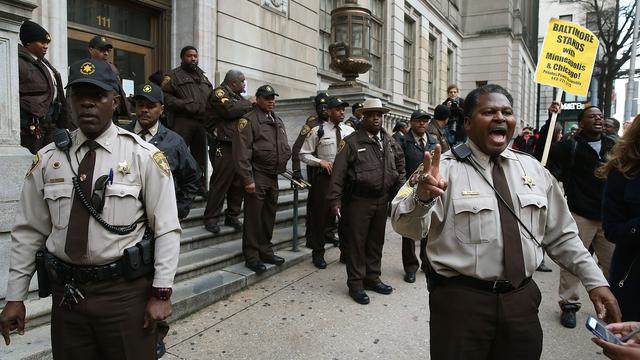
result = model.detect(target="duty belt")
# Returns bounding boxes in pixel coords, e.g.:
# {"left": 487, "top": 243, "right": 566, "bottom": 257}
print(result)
{"left": 44, "top": 252, "right": 125, "bottom": 284}
{"left": 431, "top": 273, "right": 532, "bottom": 294}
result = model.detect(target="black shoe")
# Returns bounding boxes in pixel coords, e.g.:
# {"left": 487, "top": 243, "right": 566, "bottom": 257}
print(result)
{"left": 246, "top": 261, "right": 267, "bottom": 273}
{"left": 156, "top": 339, "right": 166, "bottom": 359}
{"left": 404, "top": 272, "right": 416, "bottom": 283}
{"left": 349, "top": 289, "right": 370, "bottom": 305}
{"left": 261, "top": 255, "right": 285, "bottom": 266}
{"left": 312, "top": 258, "right": 327, "bottom": 269}
{"left": 536, "top": 261, "right": 552, "bottom": 272}
{"left": 560, "top": 304, "right": 579, "bottom": 328}
{"left": 224, "top": 216, "right": 243, "bottom": 232}
{"left": 364, "top": 281, "right": 393, "bottom": 295}
{"left": 205, "top": 223, "right": 220, "bottom": 234}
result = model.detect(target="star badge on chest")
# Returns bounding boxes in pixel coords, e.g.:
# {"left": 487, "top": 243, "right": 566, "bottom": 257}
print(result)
{"left": 117, "top": 161, "right": 131, "bottom": 176}
{"left": 522, "top": 175, "right": 535, "bottom": 189}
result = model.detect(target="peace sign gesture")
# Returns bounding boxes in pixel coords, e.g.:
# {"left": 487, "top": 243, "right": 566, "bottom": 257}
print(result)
{"left": 414, "top": 144, "right": 448, "bottom": 202}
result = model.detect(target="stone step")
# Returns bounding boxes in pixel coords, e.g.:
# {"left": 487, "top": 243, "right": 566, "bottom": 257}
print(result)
{"left": 179, "top": 189, "right": 308, "bottom": 230}
{"left": 0, "top": 227, "right": 314, "bottom": 360}
{"left": 179, "top": 206, "right": 307, "bottom": 253}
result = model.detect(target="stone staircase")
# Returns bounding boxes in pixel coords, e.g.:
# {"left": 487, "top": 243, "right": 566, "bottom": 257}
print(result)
{"left": 0, "top": 180, "right": 309, "bottom": 360}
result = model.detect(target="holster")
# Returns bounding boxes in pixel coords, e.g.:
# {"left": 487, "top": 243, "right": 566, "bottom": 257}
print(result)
{"left": 122, "top": 227, "right": 155, "bottom": 281}
{"left": 35, "top": 248, "right": 51, "bottom": 298}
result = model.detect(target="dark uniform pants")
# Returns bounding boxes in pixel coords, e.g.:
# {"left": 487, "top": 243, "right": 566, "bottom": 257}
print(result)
{"left": 304, "top": 167, "right": 317, "bottom": 241}
{"left": 173, "top": 118, "right": 207, "bottom": 179}
{"left": 305, "top": 172, "right": 335, "bottom": 259}
{"left": 51, "top": 277, "right": 155, "bottom": 360}
{"left": 429, "top": 279, "right": 543, "bottom": 360}
{"left": 242, "top": 171, "right": 278, "bottom": 262}
{"left": 204, "top": 142, "right": 244, "bottom": 224}
{"left": 402, "top": 236, "right": 427, "bottom": 273}
{"left": 345, "top": 195, "right": 388, "bottom": 291}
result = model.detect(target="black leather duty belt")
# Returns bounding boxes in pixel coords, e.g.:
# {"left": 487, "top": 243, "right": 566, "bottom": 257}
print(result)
{"left": 44, "top": 253, "right": 125, "bottom": 284}
{"left": 433, "top": 273, "right": 532, "bottom": 294}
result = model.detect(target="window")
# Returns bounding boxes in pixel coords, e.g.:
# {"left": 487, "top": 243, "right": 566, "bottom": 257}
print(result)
{"left": 559, "top": 14, "right": 573, "bottom": 22}
{"left": 369, "top": 0, "right": 384, "bottom": 87}
{"left": 476, "top": 80, "right": 488, "bottom": 87}
{"left": 428, "top": 34, "right": 438, "bottom": 104}
{"left": 447, "top": 47, "right": 455, "bottom": 85}
{"left": 403, "top": 16, "right": 415, "bottom": 98}
{"left": 318, "top": 0, "right": 333, "bottom": 71}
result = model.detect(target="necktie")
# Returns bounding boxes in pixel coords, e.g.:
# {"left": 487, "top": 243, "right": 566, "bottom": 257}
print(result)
{"left": 65, "top": 140, "right": 99, "bottom": 261}
{"left": 491, "top": 156, "right": 526, "bottom": 287}
{"left": 373, "top": 135, "right": 382, "bottom": 150}
{"left": 335, "top": 125, "right": 342, "bottom": 151}
{"left": 138, "top": 129, "right": 150, "bottom": 141}
{"left": 419, "top": 138, "right": 425, "bottom": 150}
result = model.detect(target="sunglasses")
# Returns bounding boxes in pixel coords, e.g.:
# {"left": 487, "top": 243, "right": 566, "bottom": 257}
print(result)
{"left": 92, "top": 175, "right": 109, "bottom": 213}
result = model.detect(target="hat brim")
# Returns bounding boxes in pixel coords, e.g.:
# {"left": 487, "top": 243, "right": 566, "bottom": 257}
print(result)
{"left": 133, "top": 94, "right": 162, "bottom": 104}
{"left": 66, "top": 78, "right": 115, "bottom": 92}
{"left": 329, "top": 102, "right": 349, "bottom": 109}
{"left": 362, "top": 107, "right": 390, "bottom": 114}
{"left": 257, "top": 92, "right": 279, "bottom": 97}
{"left": 412, "top": 114, "right": 431, "bottom": 120}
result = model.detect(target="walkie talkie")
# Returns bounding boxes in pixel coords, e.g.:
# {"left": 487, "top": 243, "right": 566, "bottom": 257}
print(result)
{"left": 53, "top": 128, "right": 72, "bottom": 152}
{"left": 451, "top": 143, "right": 472, "bottom": 161}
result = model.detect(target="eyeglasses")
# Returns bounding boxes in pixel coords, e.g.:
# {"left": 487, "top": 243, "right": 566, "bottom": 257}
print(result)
{"left": 92, "top": 175, "right": 109, "bottom": 213}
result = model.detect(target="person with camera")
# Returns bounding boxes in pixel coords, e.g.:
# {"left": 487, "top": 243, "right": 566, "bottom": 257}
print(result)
{"left": 442, "top": 84, "right": 466, "bottom": 144}
{"left": 0, "top": 59, "right": 181, "bottom": 359}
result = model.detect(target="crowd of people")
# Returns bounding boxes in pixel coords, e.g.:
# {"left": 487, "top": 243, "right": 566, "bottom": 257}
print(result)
{"left": 2, "top": 19, "right": 640, "bottom": 360}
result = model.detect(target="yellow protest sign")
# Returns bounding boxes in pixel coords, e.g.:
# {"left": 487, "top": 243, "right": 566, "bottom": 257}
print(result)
{"left": 535, "top": 18, "right": 599, "bottom": 96}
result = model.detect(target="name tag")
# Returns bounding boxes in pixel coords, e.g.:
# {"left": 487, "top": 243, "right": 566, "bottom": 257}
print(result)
{"left": 462, "top": 190, "right": 480, "bottom": 196}
{"left": 357, "top": 148, "right": 366, "bottom": 152}
{"left": 47, "top": 178, "right": 65, "bottom": 183}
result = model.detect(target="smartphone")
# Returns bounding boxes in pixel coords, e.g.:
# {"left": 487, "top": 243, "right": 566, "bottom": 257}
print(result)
{"left": 586, "top": 315, "right": 623, "bottom": 345}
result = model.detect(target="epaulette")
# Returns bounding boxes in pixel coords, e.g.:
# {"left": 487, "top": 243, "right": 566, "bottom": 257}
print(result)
{"left": 117, "top": 127, "right": 156, "bottom": 153}
{"left": 510, "top": 148, "right": 536, "bottom": 160}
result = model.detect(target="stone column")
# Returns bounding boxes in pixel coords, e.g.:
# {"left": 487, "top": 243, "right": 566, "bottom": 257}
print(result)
{"left": 0, "top": 0, "right": 37, "bottom": 299}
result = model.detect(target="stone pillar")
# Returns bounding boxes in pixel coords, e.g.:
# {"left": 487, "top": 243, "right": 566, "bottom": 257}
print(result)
{"left": 0, "top": 0, "right": 37, "bottom": 299}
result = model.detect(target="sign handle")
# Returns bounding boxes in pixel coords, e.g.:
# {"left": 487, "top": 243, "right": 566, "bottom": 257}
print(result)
{"left": 541, "top": 88, "right": 564, "bottom": 166}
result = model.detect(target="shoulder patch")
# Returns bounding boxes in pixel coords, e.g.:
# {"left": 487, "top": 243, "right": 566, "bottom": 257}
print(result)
{"left": 300, "top": 124, "right": 311, "bottom": 136}
{"left": 395, "top": 184, "right": 414, "bottom": 199}
{"left": 152, "top": 151, "right": 171, "bottom": 176}
{"left": 215, "top": 88, "right": 225, "bottom": 98}
{"left": 162, "top": 75, "right": 171, "bottom": 85}
{"left": 26, "top": 153, "right": 40, "bottom": 177}
{"left": 238, "top": 118, "right": 249, "bottom": 131}
{"left": 306, "top": 115, "right": 317, "bottom": 123}
{"left": 220, "top": 97, "right": 229, "bottom": 104}
{"left": 338, "top": 139, "right": 346, "bottom": 153}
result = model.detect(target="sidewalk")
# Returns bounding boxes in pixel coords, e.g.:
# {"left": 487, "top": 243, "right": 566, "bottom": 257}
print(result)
{"left": 162, "top": 221, "right": 608, "bottom": 359}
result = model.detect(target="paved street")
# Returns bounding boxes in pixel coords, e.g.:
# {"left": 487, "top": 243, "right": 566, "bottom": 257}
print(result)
{"left": 162, "top": 221, "right": 608, "bottom": 360}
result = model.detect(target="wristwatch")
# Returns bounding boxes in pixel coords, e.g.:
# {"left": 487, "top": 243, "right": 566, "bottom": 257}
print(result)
{"left": 153, "top": 287, "right": 173, "bottom": 301}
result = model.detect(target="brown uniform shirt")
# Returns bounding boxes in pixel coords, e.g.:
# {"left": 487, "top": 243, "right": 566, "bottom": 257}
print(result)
{"left": 291, "top": 115, "right": 321, "bottom": 173}
{"left": 328, "top": 128, "right": 406, "bottom": 207}
{"left": 426, "top": 122, "right": 451, "bottom": 153}
{"left": 233, "top": 108, "right": 292, "bottom": 185}
{"left": 206, "top": 83, "right": 253, "bottom": 140}
{"left": 162, "top": 66, "right": 213, "bottom": 123}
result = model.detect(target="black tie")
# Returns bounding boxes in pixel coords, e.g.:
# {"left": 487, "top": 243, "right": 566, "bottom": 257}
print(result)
{"left": 491, "top": 156, "right": 526, "bottom": 287}
{"left": 419, "top": 138, "right": 425, "bottom": 150}
{"left": 336, "top": 125, "right": 342, "bottom": 151}
{"left": 65, "top": 140, "right": 99, "bottom": 261}
{"left": 138, "top": 129, "right": 150, "bottom": 141}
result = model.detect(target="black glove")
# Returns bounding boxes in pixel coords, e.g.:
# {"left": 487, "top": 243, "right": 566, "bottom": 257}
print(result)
{"left": 292, "top": 170, "right": 303, "bottom": 181}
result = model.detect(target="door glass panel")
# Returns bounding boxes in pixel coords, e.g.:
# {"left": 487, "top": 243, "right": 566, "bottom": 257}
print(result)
{"left": 68, "top": 38, "right": 91, "bottom": 65}
{"left": 114, "top": 49, "right": 145, "bottom": 92}
{"left": 68, "top": 0, "right": 152, "bottom": 41}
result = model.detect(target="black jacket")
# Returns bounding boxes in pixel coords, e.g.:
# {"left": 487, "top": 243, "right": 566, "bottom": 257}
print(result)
{"left": 398, "top": 130, "right": 439, "bottom": 179}
{"left": 122, "top": 120, "right": 200, "bottom": 218}
{"left": 546, "top": 133, "right": 617, "bottom": 220}
{"left": 602, "top": 169, "right": 640, "bottom": 321}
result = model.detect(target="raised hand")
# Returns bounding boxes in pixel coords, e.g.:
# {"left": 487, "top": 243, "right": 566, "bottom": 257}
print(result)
{"left": 415, "top": 144, "right": 448, "bottom": 202}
